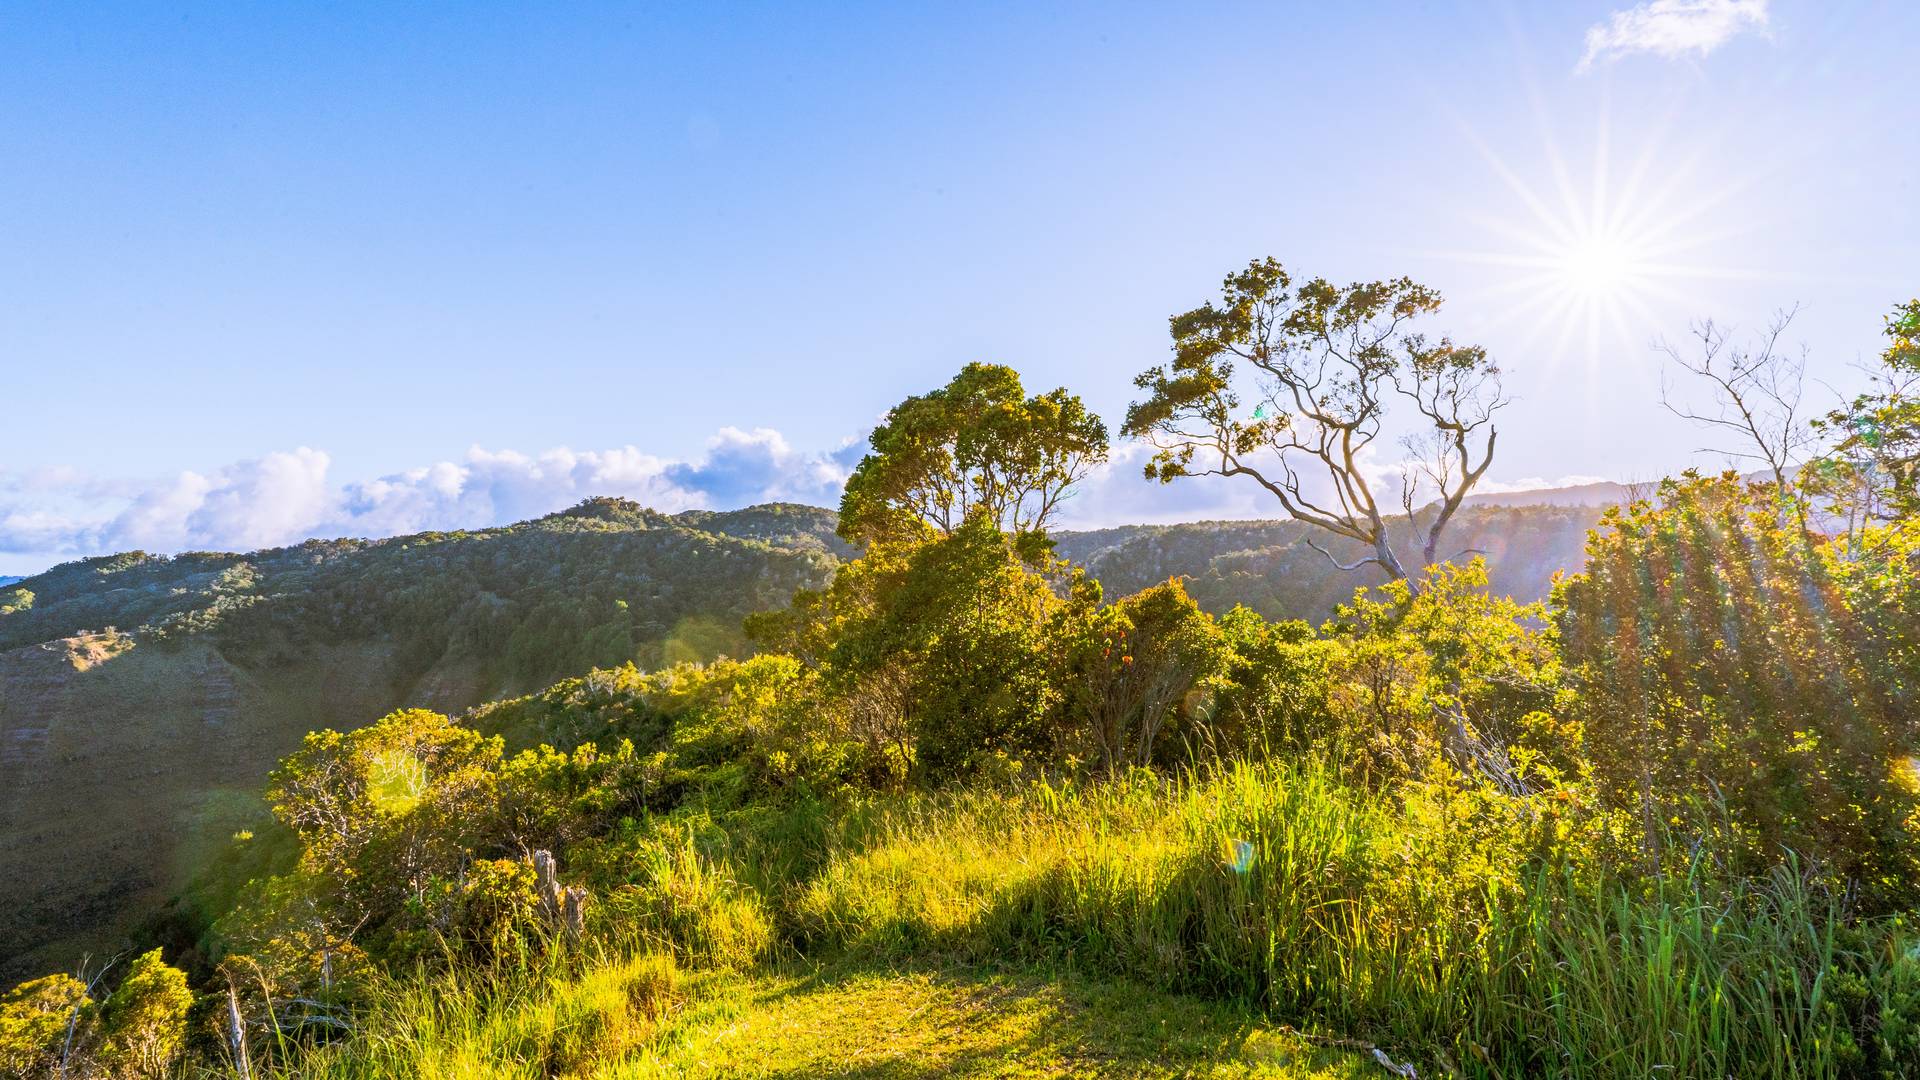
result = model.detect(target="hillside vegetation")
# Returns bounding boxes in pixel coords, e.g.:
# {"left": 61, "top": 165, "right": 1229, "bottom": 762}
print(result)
{"left": 0, "top": 496, "right": 1599, "bottom": 987}
{"left": 5, "top": 281, "right": 1917, "bottom": 1078}
{"left": 0, "top": 501, "right": 845, "bottom": 984}
{"left": 1053, "top": 504, "right": 1599, "bottom": 624}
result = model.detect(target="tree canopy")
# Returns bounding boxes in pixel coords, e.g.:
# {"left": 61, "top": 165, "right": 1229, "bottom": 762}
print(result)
{"left": 839, "top": 362, "right": 1108, "bottom": 549}
{"left": 1812, "top": 299, "right": 1920, "bottom": 525}
{"left": 1125, "top": 258, "right": 1504, "bottom": 581}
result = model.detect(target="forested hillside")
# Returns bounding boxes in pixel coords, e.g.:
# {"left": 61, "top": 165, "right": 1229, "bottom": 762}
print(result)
{"left": 0, "top": 500, "right": 845, "bottom": 983}
{"left": 0, "top": 499, "right": 848, "bottom": 672}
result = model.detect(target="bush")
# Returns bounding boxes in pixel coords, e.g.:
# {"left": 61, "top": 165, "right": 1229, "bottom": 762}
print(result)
{"left": 1321, "top": 560, "right": 1565, "bottom": 787}
{"left": 824, "top": 517, "right": 1068, "bottom": 780}
{"left": 0, "top": 973, "right": 91, "bottom": 1077}
{"left": 1203, "top": 606, "right": 1332, "bottom": 759}
{"left": 1060, "top": 579, "right": 1231, "bottom": 773}
{"left": 1556, "top": 473, "right": 1920, "bottom": 905}
{"left": 99, "top": 949, "right": 191, "bottom": 1079}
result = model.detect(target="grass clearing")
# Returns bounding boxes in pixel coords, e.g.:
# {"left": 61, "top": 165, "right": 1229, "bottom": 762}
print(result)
{"left": 622, "top": 962, "right": 1370, "bottom": 1079}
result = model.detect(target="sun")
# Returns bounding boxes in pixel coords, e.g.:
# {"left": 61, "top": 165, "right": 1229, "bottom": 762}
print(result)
{"left": 1558, "top": 231, "right": 1640, "bottom": 299}
{"left": 1427, "top": 105, "right": 1761, "bottom": 374}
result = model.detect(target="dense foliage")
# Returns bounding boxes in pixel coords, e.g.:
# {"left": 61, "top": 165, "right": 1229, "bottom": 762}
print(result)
{"left": 1813, "top": 300, "right": 1920, "bottom": 525}
{"left": 1557, "top": 473, "right": 1920, "bottom": 903}
{"left": 838, "top": 362, "right": 1107, "bottom": 549}
{"left": 8, "top": 298, "right": 1920, "bottom": 1076}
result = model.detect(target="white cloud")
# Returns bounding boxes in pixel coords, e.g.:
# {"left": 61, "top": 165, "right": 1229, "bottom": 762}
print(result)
{"left": 663, "top": 427, "right": 850, "bottom": 506}
{"left": 1578, "top": 0, "right": 1768, "bottom": 71}
{"left": 0, "top": 431, "right": 862, "bottom": 569}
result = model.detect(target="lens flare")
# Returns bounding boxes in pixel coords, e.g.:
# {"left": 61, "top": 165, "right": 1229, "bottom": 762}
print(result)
{"left": 1425, "top": 100, "right": 1774, "bottom": 378}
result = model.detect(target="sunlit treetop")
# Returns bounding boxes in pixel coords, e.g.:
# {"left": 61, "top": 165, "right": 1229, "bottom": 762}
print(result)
{"left": 838, "top": 362, "right": 1108, "bottom": 550}
{"left": 1125, "top": 258, "right": 1505, "bottom": 582}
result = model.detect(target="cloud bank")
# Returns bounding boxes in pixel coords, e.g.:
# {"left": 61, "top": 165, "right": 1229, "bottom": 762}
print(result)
{"left": 1579, "top": 0, "right": 1768, "bottom": 70}
{"left": 0, "top": 428, "right": 858, "bottom": 569}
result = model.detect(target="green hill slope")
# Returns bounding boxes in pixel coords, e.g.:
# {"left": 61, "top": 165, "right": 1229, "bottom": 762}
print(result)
{"left": 0, "top": 499, "right": 846, "bottom": 983}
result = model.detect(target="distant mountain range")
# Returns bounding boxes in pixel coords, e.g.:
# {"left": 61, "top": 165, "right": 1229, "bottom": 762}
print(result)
{"left": 0, "top": 489, "right": 1615, "bottom": 982}
{"left": 1465, "top": 479, "right": 1642, "bottom": 508}
{"left": 0, "top": 575, "right": 22, "bottom": 587}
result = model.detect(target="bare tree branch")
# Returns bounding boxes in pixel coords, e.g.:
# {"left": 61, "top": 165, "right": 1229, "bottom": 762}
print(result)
{"left": 1659, "top": 307, "right": 1814, "bottom": 494}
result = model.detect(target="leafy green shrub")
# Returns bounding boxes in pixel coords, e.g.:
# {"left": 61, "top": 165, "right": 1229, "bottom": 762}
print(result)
{"left": 264, "top": 709, "right": 506, "bottom": 953}
{"left": 1059, "top": 578, "right": 1230, "bottom": 773}
{"left": 1321, "top": 560, "right": 1566, "bottom": 787}
{"left": 1202, "top": 606, "right": 1332, "bottom": 759}
{"left": 823, "top": 517, "right": 1069, "bottom": 780}
{"left": 99, "top": 949, "right": 191, "bottom": 1079}
{"left": 0, "top": 973, "right": 91, "bottom": 1077}
{"left": 1556, "top": 473, "right": 1920, "bottom": 905}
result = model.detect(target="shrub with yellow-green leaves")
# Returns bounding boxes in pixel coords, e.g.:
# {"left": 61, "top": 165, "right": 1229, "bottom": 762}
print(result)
{"left": 99, "top": 950, "right": 192, "bottom": 1079}
{"left": 1556, "top": 472, "right": 1920, "bottom": 906}
{"left": 1321, "top": 559, "right": 1568, "bottom": 788}
{"left": 0, "top": 972, "right": 91, "bottom": 1077}
{"left": 0, "top": 951, "right": 192, "bottom": 1080}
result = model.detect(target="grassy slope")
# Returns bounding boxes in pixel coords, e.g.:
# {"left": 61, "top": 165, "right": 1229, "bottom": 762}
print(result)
{"left": 634, "top": 965, "right": 1368, "bottom": 1079}
{"left": 264, "top": 755, "right": 1914, "bottom": 1079}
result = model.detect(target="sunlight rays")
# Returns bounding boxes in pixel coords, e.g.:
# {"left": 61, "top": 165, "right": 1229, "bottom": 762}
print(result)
{"left": 1431, "top": 92, "right": 1787, "bottom": 383}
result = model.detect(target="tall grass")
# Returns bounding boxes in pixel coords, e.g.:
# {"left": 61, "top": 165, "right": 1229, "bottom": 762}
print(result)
{"left": 240, "top": 938, "right": 679, "bottom": 1079}
{"left": 237, "top": 761, "right": 1917, "bottom": 1078}
{"left": 791, "top": 761, "right": 1918, "bottom": 1078}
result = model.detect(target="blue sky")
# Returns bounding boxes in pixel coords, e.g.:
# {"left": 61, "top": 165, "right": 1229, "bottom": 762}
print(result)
{"left": 1, "top": 1, "right": 1915, "bottom": 574}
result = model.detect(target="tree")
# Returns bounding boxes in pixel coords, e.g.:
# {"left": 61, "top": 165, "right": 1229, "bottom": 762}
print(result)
{"left": 1811, "top": 299, "right": 1920, "bottom": 529}
{"left": 1125, "top": 258, "right": 1504, "bottom": 582}
{"left": 839, "top": 362, "right": 1108, "bottom": 550}
{"left": 1658, "top": 308, "right": 1813, "bottom": 493}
